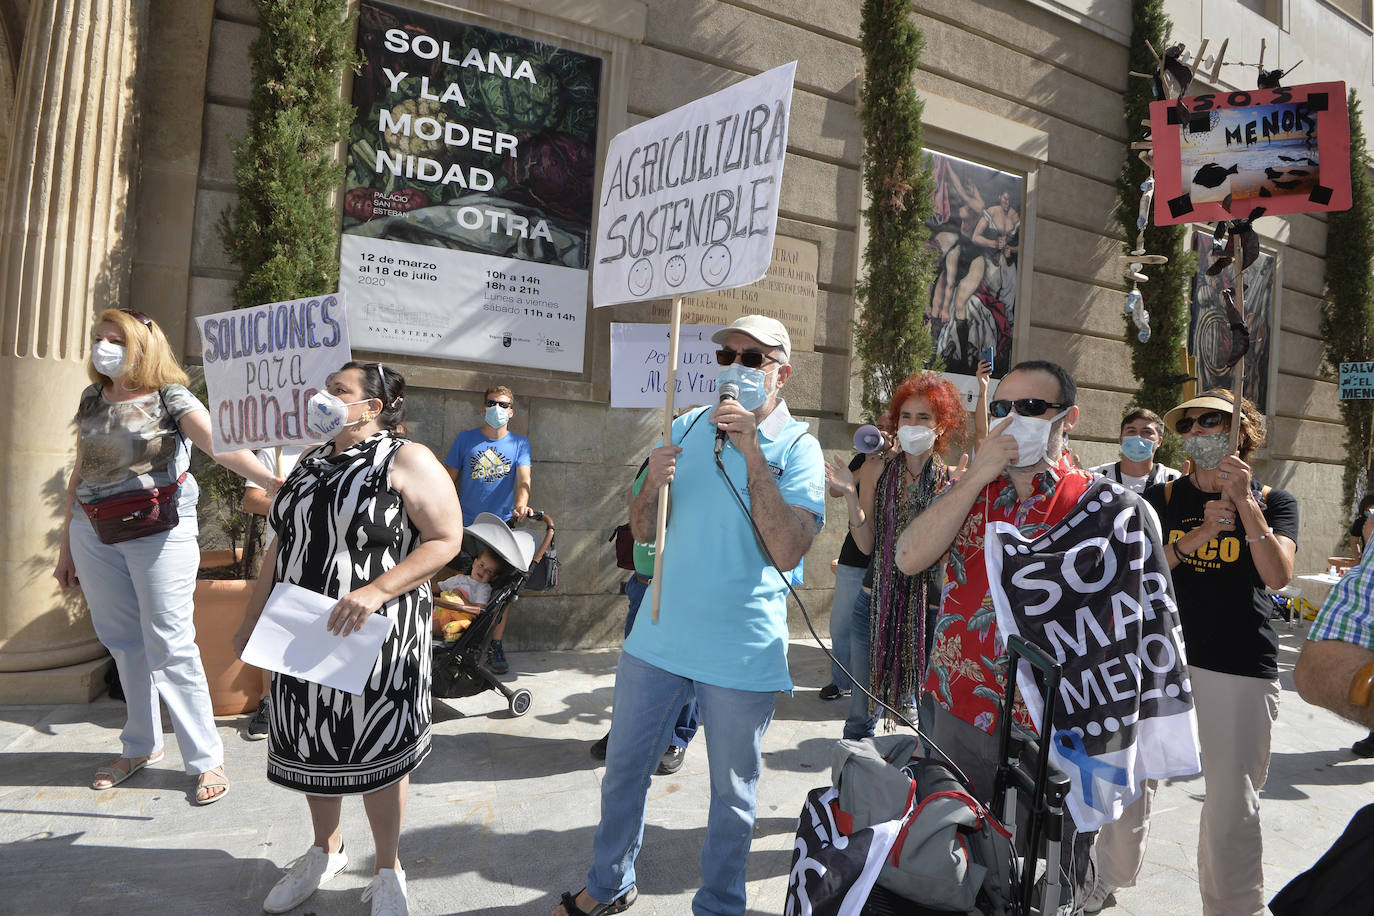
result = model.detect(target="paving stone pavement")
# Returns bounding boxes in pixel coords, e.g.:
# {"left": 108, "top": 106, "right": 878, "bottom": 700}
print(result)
{"left": 1, "top": 628, "right": 1372, "bottom": 915}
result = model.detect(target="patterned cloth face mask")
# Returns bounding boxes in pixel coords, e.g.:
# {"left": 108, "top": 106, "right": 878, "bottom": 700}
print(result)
{"left": 1183, "top": 432, "right": 1231, "bottom": 470}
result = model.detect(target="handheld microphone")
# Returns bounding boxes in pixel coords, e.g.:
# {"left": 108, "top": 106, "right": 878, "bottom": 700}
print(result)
{"left": 714, "top": 382, "right": 739, "bottom": 456}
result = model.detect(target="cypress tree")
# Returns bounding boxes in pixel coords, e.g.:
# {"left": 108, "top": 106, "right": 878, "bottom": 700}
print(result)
{"left": 1116, "top": 0, "right": 1195, "bottom": 463}
{"left": 1321, "top": 89, "right": 1374, "bottom": 511}
{"left": 853, "top": 0, "right": 935, "bottom": 419}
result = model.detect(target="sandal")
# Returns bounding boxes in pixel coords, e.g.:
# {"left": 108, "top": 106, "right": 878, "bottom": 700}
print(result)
{"left": 195, "top": 765, "right": 229, "bottom": 806}
{"left": 91, "top": 749, "right": 165, "bottom": 790}
{"left": 557, "top": 886, "right": 637, "bottom": 916}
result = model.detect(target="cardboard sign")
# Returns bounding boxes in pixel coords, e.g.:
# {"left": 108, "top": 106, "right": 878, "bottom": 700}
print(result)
{"left": 610, "top": 323, "right": 726, "bottom": 408}
{"left": 1341, "top": 361, "right": 1374, "bottom": 400}
{"left": 1150, "top": 81, "right": 1350, "bottom": 225}
{"left": 593, "top": 62, "right": 796, "bottom": 307}
{"left": 196, "top": 293, "right": 352, "bottom": 453}
{"left": 649, "top": 236, "right": 817, "bottom": 350}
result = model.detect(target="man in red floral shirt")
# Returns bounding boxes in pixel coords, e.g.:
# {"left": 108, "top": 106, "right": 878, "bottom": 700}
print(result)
{"left": 896, "top": 359, "right": 1098, "bottom": 913}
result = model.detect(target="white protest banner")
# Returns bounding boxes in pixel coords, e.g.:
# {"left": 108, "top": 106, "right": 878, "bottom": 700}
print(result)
{"left": 593, "top": 61, "right": 796, "bottom": 307}
{"left": 196, "top": 293, "right": 352, "bottom": 454}
{"left": 339, "top": 1, "right": 602, "bottom": 372}
{"left": 610, "top": 323, "right": 725, "bottom": 408}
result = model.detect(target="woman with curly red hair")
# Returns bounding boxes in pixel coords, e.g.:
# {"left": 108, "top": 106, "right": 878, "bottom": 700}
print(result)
{"left": 826, "top": 372, "right": 965, "bottom": 738}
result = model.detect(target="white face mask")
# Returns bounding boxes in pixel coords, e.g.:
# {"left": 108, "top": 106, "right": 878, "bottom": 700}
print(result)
{"left": 92, "top": 340, "right": 127, "bottom": 378}
{"left": 305, "top": 391, "right": 369, "bottom": 439}
{"left": 896, "top": 424, "right": 936, "bottom": 456}
{"left": 1005, "top": 410, "right": 1066, "bottom": 467}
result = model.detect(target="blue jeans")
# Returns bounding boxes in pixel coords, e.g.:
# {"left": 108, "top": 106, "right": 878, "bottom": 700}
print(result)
{"left": 624, "top": 575, "right": 699, "bottom": 749}
{"left": 67, "top": 482, "right": 223, "bottom": 773}
{"left": 588, "top": 651, "right": 777, "bottom": 915}
{"left": 843, "top": 586, "right": 876, "bottom": 739}
{"left": 828, "top": 562, "right": 865, "bottom": 690}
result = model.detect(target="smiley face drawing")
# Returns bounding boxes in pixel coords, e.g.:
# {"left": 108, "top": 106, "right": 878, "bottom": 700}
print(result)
{"left": 627, "top": 258, "right": 654, "bottom": 296}
{"left": 700, "top": 244, "right": 732, "bottom": 287}
{"left": 664, "top": 254, "right": 688, "bottom": 288}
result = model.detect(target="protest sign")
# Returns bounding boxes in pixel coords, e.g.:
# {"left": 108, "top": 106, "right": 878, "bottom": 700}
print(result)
{"left": 610, "top": 323, "right": 725, "bottom": 408}
{"left": 1150, "top": 81, "right": 1350, "bottom": 225}
{"left": 339, "top": 1, "right": 601, "bottom": 371}
{"left": 1341, "top": 361, "right": 1374, "bottom": 400}
{"left": 985, "top": 479, "right": 1201, "bottom": 830}
{"left": 593, "top": 61, "right": 796, "bottom": 307}
{"left": 650, "top": 236, "right": 817, "bottom": 351}
{"left": 196, "top": 293, "right": 351, "bottom": 454}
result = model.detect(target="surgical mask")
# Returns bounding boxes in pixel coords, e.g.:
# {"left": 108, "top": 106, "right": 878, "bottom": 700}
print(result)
{"left": 485, "top": 404, "right": 511, "bottom": 428}
{"left": 1120, "top": 435, "right": 1156, "bottom": 463}
{"left": 897, "top": 424, "right": 936, "bottom": 456}
{"left": 717, "top": 363, "right": 772, "bottom": 411}
{"left": 1183, "top": 431, "right": 1231, "bottom": 470}
{"left": 1005, "top": 411, "right": 1064, "bottom": 467}
{"left": 305, "top": 391, "right": 367, "bottom": 439}
{"left": 92, "top": 341, "right": 127, "bottom": 378}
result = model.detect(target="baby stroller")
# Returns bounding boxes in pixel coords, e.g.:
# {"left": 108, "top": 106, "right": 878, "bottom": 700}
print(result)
{"left": 788, "top": 635, "right": 1072, "bottom": 916}
{"left": 431, "top": 512, "right": 535, "bottom": 716}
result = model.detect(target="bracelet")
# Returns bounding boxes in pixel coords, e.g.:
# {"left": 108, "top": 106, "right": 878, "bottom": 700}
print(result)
{"left": 1245, "top": 528, "right": 1272, "bottom": 543}
{"left": 1172, "top": 540, "right": 1192, "bottom": 563}
{"left": 848, "top": 518, "right": 867, "bottom": 529}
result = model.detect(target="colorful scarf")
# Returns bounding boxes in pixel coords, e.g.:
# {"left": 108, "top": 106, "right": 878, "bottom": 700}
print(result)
{"left": 868, "top": 453, "right": 948, "bottom": 728}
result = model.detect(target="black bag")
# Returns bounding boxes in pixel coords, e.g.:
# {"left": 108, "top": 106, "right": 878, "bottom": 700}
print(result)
{"left": 609, "top": 524, "right": 635, "bottom": 570}
{"left": 524, "top": 538, "right": 559, "bottom": 591}
{"left": 1271, "top": 803, "right": 1374, "bottom": 915}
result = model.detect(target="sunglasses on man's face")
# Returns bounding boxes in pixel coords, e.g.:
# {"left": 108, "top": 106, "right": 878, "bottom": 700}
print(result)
{"left": 715, "top": 348, "right": 777, "bottom": 370}
{"left": 485, "top": 399, "right": 512, "bottom": 409}
{"left": 1175, "top": 410, "right": 1228, "bottom": 434}
{"left": 988, "top": 398, "right": 1069, "bottom": 419}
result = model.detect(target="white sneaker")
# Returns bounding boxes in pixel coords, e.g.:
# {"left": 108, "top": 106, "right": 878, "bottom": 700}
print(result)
{"left": 362, "top": 867, "right": 408, "bottom": 916}
{"left": 263, "top": 844, "right": 348, "bottom": 913}
{"left": 1082, "top": 878, "right": 1115, "bottom": 914}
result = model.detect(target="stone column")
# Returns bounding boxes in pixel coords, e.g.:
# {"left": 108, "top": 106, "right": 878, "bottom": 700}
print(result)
{"left": 0, "top": 0, "right": 142, "bottom": 701}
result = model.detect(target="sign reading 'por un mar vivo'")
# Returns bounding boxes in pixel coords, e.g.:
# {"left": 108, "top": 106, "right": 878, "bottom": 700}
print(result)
{"left": 340, "top": 1, "right": 602, "bottom": 372}
{"left": 593, "top": 62, "right": 796, "bottom": 307}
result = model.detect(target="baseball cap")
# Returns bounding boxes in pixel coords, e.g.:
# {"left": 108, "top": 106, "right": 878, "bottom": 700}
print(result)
{"left": 710, "top": 315, "right": 791, "bottom": 363}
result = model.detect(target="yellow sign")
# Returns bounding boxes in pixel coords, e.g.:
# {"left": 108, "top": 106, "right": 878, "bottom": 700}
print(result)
{"left": 652, "top": 236, "right": 818, "bottom": 351}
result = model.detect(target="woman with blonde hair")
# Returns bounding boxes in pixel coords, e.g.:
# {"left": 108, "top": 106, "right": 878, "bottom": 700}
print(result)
{"left": 54, "top": 307, "right": 279, "bottom": 804}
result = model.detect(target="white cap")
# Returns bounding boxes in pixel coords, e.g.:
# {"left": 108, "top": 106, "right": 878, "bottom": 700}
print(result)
{"left": 710, "top": 315, "right": 791, "bottom": 363}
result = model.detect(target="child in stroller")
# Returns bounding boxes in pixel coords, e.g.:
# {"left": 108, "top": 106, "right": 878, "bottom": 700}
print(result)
{"left": 433, "top": 547, "right": 505, "bottom": 641}
{"left": 431, "top": 512, "right": 542, "bottom": 716}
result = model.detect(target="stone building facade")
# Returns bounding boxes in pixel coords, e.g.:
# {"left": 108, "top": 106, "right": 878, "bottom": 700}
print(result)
{"left": 1, "top": 0, "right": 1369, "bottom": 701}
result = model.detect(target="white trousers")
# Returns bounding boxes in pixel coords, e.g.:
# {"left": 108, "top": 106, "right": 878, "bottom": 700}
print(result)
{"left": 68, "top": 488, "right": 223, "bottom": 774}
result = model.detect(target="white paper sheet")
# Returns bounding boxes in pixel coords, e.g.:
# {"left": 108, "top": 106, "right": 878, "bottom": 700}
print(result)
{"left": 241, "top": 582, "right": 394, "bottom": 695}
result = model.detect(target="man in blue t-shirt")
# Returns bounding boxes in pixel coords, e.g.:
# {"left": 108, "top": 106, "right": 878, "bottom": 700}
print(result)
{"left": 553, "top": 316, "right": 826, "bottom": 916}
{"left": 444, "top": 384, "right": 532, "bottom": 673}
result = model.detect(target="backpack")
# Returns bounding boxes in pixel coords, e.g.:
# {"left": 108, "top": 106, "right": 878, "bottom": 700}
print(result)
{"left": 831, "top": 734, "right": 1014, "bottom": 915}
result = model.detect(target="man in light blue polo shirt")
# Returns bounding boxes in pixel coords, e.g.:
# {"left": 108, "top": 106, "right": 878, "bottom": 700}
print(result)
{"left": 553, "top": 316, "right": 825, "bottom": 916}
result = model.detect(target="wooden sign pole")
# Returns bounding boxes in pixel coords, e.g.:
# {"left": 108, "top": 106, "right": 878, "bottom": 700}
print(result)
{"left": 649, "top": 296, "right": 683, "bottom": 621}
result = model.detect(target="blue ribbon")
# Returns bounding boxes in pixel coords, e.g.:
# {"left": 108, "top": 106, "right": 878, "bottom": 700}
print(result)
{"left": 1054, "top": 729, "right": 1130, "bottom": 811}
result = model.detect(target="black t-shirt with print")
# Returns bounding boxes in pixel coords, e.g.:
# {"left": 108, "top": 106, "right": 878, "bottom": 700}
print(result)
{"left": 1143, "top": 476, "right": 1299, "bottom": 680}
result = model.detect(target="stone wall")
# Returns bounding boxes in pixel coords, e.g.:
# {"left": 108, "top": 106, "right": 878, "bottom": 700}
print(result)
{"left": 162, "top": 0, "right": 1355, "bottom": 651}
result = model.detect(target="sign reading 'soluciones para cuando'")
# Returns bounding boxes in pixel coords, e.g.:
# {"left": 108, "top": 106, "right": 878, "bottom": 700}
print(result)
{"left": 196, "top": 294, "right": 352, "bottom": 454}
{"left": 593, "top": 62, "right": 796, "bottom": 307}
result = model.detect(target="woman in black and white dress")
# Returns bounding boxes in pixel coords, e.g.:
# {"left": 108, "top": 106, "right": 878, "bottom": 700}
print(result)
{"left": 235, "top": 362, "right": 462, "bottom": 916}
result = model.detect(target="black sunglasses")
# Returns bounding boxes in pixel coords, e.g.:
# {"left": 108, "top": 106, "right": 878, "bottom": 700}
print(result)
{"left": 715, "top": 347, "right": 778, "bottom": 370}
{"left": 485, "top": 398, "right": 512, "bottom": 409}
{"left": 120, "top": 308, "right": 153, "bottom": 330}
{"left": 989, "top": 398, "right": 1070, "bottom": 419}
{"left": 1175, "top": 410, "right": 1228, "bottom": 434}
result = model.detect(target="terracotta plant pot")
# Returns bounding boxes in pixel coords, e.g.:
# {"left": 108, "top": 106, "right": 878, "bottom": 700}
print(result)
{"left": 193, "top": 574, "right": 264, "bottom": 716}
